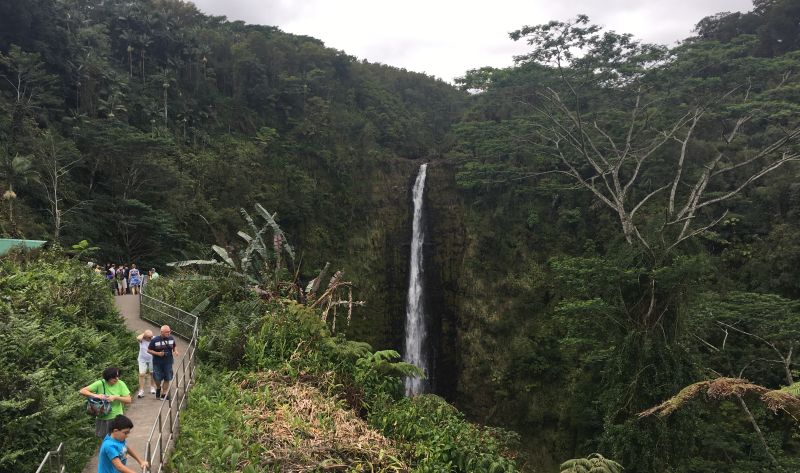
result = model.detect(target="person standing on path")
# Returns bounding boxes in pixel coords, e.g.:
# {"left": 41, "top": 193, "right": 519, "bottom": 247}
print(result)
{"left": 79, "top": 367, "right": 132, "bottom": 439}
{"left": 136, "top": 330, "right": 156, "bottom": 398}
{"left": 97, "top": 414, "right": 148, "bottom": 473}
{"left": 148, "top": 325, "right": 178, "bottom": 400}
{"left": 107, "top": 264, "right": 116, "bottom": 295}
{"left": 115, "top": 267, "right": 126, "bottom": 296}
{"left": 128, "top": 265, "right": 141, "bottom": 295}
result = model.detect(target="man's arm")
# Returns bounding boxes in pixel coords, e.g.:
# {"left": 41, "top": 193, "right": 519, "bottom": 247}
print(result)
{"left": 136, "top": 332, "right": 145, "bottom": 342}
{"left": 148, "top": 348, "right": 168, "bottom": 358}
{"left": 147, "top": 337, "right": 161, "bottom": 357}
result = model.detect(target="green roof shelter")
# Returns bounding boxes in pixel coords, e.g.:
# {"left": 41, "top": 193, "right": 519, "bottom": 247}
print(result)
{"left": 0, "top": 239, "right": 47, "bottom": 256}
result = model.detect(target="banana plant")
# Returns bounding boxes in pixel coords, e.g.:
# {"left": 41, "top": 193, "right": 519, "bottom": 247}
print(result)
{"left": 169, "top": 203, "right": 295, "bottom": 291}
{"left": 169, "top": 203, "right": 361, "bottom": 330}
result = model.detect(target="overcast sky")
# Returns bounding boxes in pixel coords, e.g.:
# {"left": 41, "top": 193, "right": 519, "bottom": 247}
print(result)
{"left": 189, "top": 0, "right": 754, "bottom": 82}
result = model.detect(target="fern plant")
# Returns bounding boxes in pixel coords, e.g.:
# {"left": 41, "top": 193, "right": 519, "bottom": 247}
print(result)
{"left": 560, "top": 453, "right": 623, "bottom": 473}
{"left": 781, "top": 382, "right": 800, "bottom": 397}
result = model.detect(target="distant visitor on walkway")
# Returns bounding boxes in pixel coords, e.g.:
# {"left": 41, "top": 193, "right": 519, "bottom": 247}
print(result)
{"left": 129, "top": 264, "right": 141, "bottom": 295}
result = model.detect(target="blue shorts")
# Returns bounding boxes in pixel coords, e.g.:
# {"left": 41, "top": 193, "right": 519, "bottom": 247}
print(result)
{"left": 153, "top": 362, "right": 174, "bottom": 382}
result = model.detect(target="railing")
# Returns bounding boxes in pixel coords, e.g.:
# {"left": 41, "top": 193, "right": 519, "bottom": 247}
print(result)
{"left": 34, "top": 443, "right": 65, "bottom": 473}
{"left": 139, "top": 282, "right": 200, "bottom": 473}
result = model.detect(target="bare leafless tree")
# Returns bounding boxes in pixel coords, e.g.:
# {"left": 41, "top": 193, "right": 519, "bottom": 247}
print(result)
{"left": 36, "top": 132, "right": 86, "bottom": 242}
{"left": 530, "top": 83, "right": 800, "bottom": 256}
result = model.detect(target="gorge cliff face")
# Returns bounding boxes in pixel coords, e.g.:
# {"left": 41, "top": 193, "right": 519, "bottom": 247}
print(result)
{"left": 335, "top": 158, "right": 417, "bottom": 350}
{"left": 337, "top": 158, "right": 566, "bottom": 469}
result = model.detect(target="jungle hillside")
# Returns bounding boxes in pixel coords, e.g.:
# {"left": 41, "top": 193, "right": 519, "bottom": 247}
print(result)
{"left": 3, "top": 0, "right": 800, "bottom": 472}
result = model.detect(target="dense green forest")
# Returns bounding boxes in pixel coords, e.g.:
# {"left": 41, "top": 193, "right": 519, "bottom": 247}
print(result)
{"left": 3, "top": 0, "right": 800, "bottom": 472}
{"left": 0, "top": 0, "right": 464, "bottom": 264}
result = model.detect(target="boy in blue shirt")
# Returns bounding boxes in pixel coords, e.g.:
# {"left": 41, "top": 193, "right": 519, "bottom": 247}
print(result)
{"left": 98, "top": 415, "right": 148, "bottom": 473}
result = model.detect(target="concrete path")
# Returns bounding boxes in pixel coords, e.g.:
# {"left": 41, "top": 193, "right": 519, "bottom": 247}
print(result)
{"left": 82, "top": 295, "right": 184, "bottom": 473}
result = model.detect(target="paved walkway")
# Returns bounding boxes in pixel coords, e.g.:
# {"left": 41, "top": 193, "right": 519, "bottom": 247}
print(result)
{"left": 82, "top": 295, "right": 184, "bottom": 473}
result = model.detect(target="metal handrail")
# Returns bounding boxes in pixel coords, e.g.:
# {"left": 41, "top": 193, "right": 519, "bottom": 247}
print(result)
{"left": 139, "top": 281, "right": 200, "bottom": 473}
{"left": 34, "top": 442, "right": 65, "bottom": 473}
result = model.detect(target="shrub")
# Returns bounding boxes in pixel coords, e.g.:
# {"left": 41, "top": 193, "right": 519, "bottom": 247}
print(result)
{"left": 0, "top": 250, "right": 136, "bottom": 472}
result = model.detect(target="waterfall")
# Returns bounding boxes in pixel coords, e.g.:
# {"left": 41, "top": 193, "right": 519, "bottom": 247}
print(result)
{"left": 404, "top": 163, "right": 428, "bottom": 396}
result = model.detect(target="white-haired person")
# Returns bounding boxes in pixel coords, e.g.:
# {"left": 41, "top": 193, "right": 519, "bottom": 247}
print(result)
{"left": 147, "top": 325, "right": 178, "bottom": 400}
{"left": 136, "top": 330, "right": 156, "bottom": 398}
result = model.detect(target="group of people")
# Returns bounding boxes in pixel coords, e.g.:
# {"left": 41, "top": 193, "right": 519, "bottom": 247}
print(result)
{"left": 92, "top": 263, "right": 159, "bottom": 296}
{"left": 79, "top": 324, "right": 177, "bottom": 473}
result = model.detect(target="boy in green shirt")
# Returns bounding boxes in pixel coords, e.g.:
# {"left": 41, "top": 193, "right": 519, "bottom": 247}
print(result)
{"left": 80, "top": 367, "right": 132, "bottom": 438}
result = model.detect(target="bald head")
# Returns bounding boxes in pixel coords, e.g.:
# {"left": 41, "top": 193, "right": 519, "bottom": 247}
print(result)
{"left": 160, "top": 325, "right": 172, "bottom": 337}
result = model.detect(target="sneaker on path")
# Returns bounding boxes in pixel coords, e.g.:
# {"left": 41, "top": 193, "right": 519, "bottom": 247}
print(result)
{"left": 150, "top": 387, "right": 156, "bottom": 394}
{"left": 137, "top": 390, "right": 144, "bottom": 398}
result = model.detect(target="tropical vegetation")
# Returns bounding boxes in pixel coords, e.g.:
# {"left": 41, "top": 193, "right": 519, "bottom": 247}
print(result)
{"left": 3, "top": 0, "right": 800, "bottom": 472}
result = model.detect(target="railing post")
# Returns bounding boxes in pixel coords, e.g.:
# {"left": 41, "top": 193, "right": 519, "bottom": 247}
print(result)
{"left": 158, "top": 411, "right": 164, "bottom": 468}
{"left": 58, "top": 443, "right": 65, "bottom": 473}
{"left": 168, "top": 396, "right": 174, "bottom": 435}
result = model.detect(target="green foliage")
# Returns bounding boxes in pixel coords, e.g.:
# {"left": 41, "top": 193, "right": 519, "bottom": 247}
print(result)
{"left": 781, "top": 382, "right": 800, "bottom": 397}
{"left": 560, "top": 453, "right": 623, "bottom": 473}
{"left": 0, "top": 250, "right": 136, "bottom": 472}
{"left": 159, "top": 274, "right": 520, "bottom": 471}
{"left": 445, "top": 3, "right": 800, "bottom": 470}
{"left": 371, "top": 395, "right": 519, "bottom": 472}
{"left": 687, "top": 291, "right": 800, "bottom": 388}
{"left": 4, "top": 1, "right": 800, "bottom": 472}
{"left": 352, "top": 349, "right": 423, "bottom": 402}
{"left": 167, "top": 370, "right": 248, "bottom": 473}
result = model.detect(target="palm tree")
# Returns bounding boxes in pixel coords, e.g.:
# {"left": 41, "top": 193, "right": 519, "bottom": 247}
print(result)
{"left": 120, "top": 30, "right": 136, "bottom": 78}
{"left": 0, "top": 148, "right": 38, "bottom": 236}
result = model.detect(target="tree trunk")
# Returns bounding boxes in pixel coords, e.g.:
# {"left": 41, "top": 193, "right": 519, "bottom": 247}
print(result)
{"left": 736, "top": 395, "right": 780, "bottom": 468}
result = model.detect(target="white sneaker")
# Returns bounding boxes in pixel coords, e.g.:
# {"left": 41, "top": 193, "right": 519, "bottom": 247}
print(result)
{"left": 150, "top": 387, "right": 156, "bottom": 394}
{"left": 137, "top": 390, "right": 144, "bottom": 398}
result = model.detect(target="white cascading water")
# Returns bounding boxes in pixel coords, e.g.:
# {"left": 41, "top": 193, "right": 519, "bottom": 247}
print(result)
{"left": 404, "top": 163, "right": 428, "bottom": 396}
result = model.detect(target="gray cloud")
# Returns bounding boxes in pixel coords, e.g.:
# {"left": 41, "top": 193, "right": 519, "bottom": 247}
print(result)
{"left": 188, "top": 0, "right": 755, "bottom": 82}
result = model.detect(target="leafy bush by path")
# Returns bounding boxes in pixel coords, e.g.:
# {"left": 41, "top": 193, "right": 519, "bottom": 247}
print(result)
{"left": 0, "top": 251, "right": 136, "bottom": 472}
